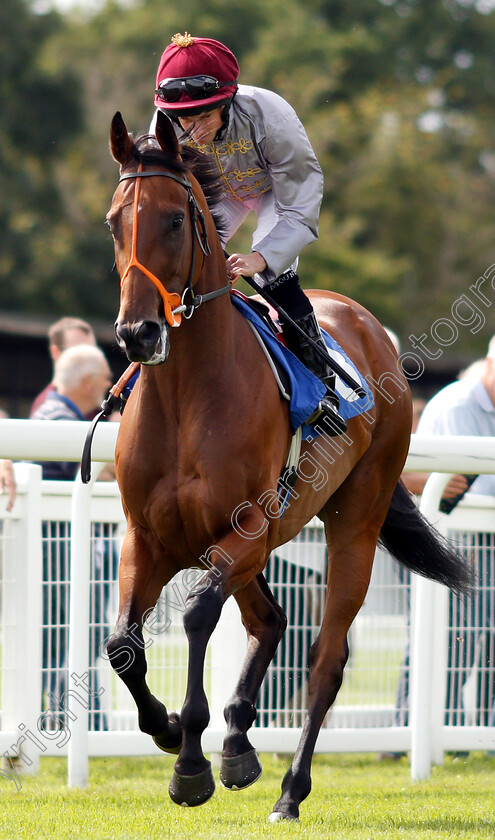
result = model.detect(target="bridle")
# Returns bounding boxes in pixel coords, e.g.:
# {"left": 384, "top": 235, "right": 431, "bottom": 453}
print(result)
{"left": 118, "top": 164, "right": 231, "bottom": 326}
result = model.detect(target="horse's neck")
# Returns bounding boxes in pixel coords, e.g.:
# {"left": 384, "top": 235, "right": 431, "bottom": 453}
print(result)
{"left": 177, "top": 296, "right": 236, "bottom": 376}
{"left": 146, "top": 282, "right": 240, "bottom": 412}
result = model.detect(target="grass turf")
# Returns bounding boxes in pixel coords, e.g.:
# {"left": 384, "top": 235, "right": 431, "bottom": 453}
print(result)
{"left": 0, "top": 752, "right": 494, "bottom": 839}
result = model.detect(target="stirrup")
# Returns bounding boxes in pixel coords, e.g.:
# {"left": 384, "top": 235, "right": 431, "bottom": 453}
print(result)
{"left": 307, "top": 394, "right": 348, "bottom": 434}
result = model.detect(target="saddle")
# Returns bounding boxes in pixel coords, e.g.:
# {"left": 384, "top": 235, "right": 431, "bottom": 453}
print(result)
{"left": 230, "top": 290, "right": 292, "bottom": 400}
{"left": 231, "top": 291, "right": 283, "bottom": 338}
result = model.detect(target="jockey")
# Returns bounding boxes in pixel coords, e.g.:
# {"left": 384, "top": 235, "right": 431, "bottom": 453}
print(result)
{"left": 152, "top": 33, "right": 346, "bottom": 433}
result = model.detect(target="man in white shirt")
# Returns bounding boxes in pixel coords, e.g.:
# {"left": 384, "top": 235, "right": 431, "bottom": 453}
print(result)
{"left": 414, "top": 336, "right": 495, "bottom": 498}
{"left": 386, "top": 337, "right": 495, "bottom": 748}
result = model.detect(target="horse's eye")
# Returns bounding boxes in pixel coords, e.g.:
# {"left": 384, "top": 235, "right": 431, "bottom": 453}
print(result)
{"left": 171, "top": 215, "right": 184, "bottom": 230}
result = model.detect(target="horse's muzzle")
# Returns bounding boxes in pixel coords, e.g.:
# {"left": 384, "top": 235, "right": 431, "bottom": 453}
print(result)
{"left": 114, "top": 319, "right": 168, "bottom": 364}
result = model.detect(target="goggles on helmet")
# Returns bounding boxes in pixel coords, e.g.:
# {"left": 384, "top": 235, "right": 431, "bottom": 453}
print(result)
{"left": 155, "top": 75, "right": 237, "bottom": 104}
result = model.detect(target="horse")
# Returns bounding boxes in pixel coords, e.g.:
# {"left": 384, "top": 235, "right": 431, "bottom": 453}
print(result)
{"left": 106, "top": 110, "right": 471, "bottom": 822}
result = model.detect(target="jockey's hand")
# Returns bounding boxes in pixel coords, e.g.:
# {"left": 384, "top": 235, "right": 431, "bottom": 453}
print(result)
{"left": 227, "top": 251, "right": 267, "bottom": 281}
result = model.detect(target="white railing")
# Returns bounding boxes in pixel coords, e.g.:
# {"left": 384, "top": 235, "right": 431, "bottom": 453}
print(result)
{"left": 0, "top": 419, "right": 494, "bottom": 787}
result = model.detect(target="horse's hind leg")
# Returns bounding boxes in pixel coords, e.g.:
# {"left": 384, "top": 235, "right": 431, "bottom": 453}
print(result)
{"left": 220, "top": 574, "right": 287, "bottom": 791}
{"left": 269, "top": 468, "right": 398, "bottom": 821}
{"left": 106, "top": 526, "right": 182, "bottom": 753}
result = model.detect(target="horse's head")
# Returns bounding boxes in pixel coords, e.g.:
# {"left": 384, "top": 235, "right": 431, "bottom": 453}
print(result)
{"left": 108, "top": 111, "right": 212, "bottom": 364}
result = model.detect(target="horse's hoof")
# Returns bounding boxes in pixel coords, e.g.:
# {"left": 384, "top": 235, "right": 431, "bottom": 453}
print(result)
{"left": 169, "top": 763, "right": 215, "bottom": 807}
{"left": 152, "top": 712, "right": 182, "bottom": 755}
{"left": 219, "top": 749, "right": 262, "bottom": 790}
{"left": 267, "top": 811, "right": 300, "bottom": 823}
{"left": 153, "top": 734, "right": 181, "bottom": 755}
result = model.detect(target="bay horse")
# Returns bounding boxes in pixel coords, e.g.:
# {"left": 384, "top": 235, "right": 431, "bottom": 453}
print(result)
{"left": 106, "top": 111, "right": 470, "bottom": 822}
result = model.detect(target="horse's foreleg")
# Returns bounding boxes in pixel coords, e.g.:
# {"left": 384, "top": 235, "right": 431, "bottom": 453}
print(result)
{"left": 170, "top": 515, "right": 271, "bottom": 807}
{"left": 220, "top": 574, "right": 286, "bottom": 791}
{"left": 168, "top": 580, "right": 224, "bottom": 806}
{"left": 106, "top": 526, "right": 181, "bottom": 753}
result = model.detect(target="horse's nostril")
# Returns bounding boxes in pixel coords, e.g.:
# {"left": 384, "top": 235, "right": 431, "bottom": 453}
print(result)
{"left": 135, "top": 321, "right": 161, "bottom": 345}
{"left": 115, "top": 322, "right": 133, "bottom": 347}
{"left": 116, "top": 320, "right": 159, "bottom": 344}
{"left": 115, "top": 320, "right": 162, "bottom": 362}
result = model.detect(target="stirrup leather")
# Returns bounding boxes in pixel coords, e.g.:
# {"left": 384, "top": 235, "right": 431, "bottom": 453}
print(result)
{"left": 282, "top": 311, "right": 347, "bottom": 434}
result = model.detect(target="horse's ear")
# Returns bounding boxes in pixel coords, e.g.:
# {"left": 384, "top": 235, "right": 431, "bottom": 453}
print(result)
{"left": 155, "top": 111, "right": 181, "bottom": 161}
{"left": 110, "top": 112, "right": 134, "bottom": 166}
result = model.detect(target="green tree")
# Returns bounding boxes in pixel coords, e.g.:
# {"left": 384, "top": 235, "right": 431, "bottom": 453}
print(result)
{"left": 3, "top": 0, "right": 495, "bottom": 360}
{"left": 0, "top": 0, "right": 83, "bottom": 311}
{"left": 243, "top": 0, "right": 495, "bottom": 348}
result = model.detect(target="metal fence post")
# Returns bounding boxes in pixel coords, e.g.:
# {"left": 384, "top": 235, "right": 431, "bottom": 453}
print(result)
{"left": 67, "top": 465, "right": 102, "bottom": 788}
{"left": 2, "top": 463, "right": 43, "bottom": 774}
{"left": 411, "top": 472, "right": 451, "bottom": 781}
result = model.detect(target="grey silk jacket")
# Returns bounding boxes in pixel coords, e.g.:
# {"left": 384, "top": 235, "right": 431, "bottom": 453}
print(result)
{"left": 152, "top": 85, "right": 324, "bottom": 282}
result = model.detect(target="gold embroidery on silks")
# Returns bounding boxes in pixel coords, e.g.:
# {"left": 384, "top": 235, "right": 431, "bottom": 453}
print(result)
{"left": 226, "top": 172, "right": 271, "bottom": 201}
{"left": 220, "top": 138, "right": 254, "bottom": 156}
{"left": 186, "top": 137, "right": 269, "bottom": 202}
{"left": 211, "top": 148, "right": 243, "bottom": 202}
{"left": 186, "top": 138, "right": 254, "bottom": 157}
{"left": 230, "top": 167, "right": 262, "bottom": 182}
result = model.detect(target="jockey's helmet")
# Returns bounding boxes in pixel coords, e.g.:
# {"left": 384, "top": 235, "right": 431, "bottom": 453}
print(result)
{"left": 154, "top": 33, "right": 239, "bottom": 116}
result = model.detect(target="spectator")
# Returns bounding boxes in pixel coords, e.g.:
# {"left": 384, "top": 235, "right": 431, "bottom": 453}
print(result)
{"left": 414, "top": 338, "right": 495, "bottom": 727}
{"left": 405, "top": 338, "right": 495, "bottom": 503}
{"left": 32, "top": 344, "right": 111, "bottom": 480}
{"left": 30, "top": 317, "right": 96, "bottom": 417}
{"left": 384, "top": 336, "right": 495, "bottom": 754}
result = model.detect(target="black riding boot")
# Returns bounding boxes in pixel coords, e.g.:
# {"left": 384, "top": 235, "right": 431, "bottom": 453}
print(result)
{"left": 267, "top": 270, "right": 347, "bottom": 435}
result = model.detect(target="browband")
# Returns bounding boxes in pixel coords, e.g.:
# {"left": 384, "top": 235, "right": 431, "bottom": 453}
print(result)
{"left": 119, "top": 170, "right": 192, "bottom": 189}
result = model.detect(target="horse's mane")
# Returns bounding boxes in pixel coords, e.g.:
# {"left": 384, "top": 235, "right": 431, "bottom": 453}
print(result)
{"left": 131, "top": 133, "right": 227, "bottom": 239}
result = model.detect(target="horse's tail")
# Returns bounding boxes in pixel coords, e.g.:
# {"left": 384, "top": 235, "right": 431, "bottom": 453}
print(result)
{"left": 378, "top": 480, "right": 473, "bottom": 594}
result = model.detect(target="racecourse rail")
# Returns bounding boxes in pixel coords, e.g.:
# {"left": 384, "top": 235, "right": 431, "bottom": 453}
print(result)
{"left": 0, "top": 419, "right": 494, "bottom": 787}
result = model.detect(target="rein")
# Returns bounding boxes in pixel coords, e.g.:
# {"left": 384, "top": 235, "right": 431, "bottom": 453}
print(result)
{"left": 118, "top": 165, "right": 231, "bottom": 325}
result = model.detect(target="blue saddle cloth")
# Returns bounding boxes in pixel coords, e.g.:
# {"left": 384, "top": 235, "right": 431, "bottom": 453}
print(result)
{"left": 231, "top": 294, "right": 374, "bottom": 434}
